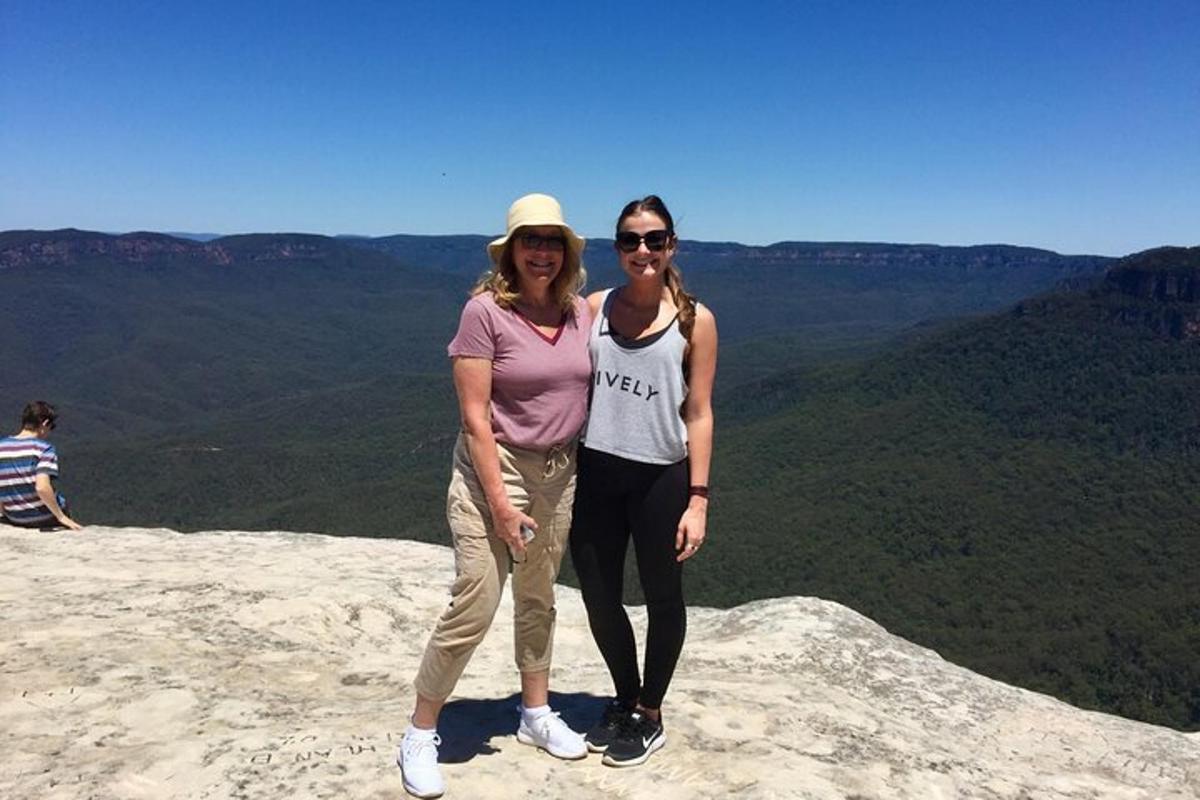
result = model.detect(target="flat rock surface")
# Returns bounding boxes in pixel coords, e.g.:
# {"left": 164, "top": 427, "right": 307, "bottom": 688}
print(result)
{"left": 1, "top": 525, "right": 1196, "bottom": 799}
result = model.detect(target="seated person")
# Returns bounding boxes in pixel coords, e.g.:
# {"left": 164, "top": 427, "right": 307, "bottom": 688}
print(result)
{"left": 0, "top": 401, "right": 83, "bottom": 530}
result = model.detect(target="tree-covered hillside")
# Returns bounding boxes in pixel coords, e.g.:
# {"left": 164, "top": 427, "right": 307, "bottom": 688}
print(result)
{"left": 2, "top": 231, "right": 1193, "bottom": 730}
{"left": 0, "top": 233, "right": 468, "bottom": 438}
{"left": 702, "top": 251, "right": 1200, "bottom": 730}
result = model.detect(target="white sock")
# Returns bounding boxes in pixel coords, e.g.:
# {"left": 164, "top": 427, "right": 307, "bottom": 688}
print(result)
{"left": 521, "top": 703, "right": 551, "bottom": 724}
{"left": 406, "top": 722, "right": 438, "bottom": 739}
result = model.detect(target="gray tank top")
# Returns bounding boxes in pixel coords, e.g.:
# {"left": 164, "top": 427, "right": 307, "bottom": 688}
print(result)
{"left": 581, "top": 289, "right": 689, "bottom": 464}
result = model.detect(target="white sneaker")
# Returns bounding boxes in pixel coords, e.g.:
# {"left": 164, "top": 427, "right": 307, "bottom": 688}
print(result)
{"left": 517, "top": 708, "right": 588, "bottom": 760}
{"left": 397, "top": 727, "right": 445, "bottom": 798}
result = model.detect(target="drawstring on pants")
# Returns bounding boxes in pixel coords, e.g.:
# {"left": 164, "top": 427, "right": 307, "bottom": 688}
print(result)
{"left": 543, "top": 443, "right": 571, "bottom": 479}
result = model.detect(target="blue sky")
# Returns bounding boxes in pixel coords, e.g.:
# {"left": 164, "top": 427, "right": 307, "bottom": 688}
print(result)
{"left": 2, "top": 0, "right": 1196, "bottom": 255}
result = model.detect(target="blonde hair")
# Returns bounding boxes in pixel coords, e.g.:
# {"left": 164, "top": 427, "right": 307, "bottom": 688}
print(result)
{"left": 472, "top": 229, "right": 586, "bottom": 315}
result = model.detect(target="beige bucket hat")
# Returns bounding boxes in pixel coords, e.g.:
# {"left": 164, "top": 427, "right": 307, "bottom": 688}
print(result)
{"left": 487, "top": 193, "right": 586, "bottom": 266}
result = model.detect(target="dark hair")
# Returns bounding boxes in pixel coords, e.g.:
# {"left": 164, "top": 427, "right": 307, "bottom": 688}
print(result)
{"left": 21, "top": 401, "right": 57, "bottom": 431}
{"left": 616, "top": 195, "right": 697, "bottom": 339}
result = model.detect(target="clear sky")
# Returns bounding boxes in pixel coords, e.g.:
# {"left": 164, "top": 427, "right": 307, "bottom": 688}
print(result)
{"left": 2, "top": 0, "right": 1196, "bottom": 255}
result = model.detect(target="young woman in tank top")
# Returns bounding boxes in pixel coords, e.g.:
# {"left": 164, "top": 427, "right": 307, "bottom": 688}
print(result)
{"left": 569, "top": 195, "right": 718, "bottom": 767}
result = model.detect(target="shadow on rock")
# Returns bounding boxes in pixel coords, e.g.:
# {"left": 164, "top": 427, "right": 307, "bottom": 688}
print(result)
{"left": 437, "top": 691, "right": 607, "bottom": 763}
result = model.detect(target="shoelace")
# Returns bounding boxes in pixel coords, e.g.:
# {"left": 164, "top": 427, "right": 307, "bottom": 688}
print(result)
{"left": 601, "top": 702, "right": 632, "bottom": 730}
{"left": 405, "top": 733, "right": 442, "bottom": 760}
{"left": 542, "top": 443, "right": 570, "bottom": 479}
{"left": 534, "top": 710, "right": 567, "bottom": 733}
{"left": 530, "top": 710, "right": 583, "bottom": 744}
{"left": 620, "top": 711, "right": 661, "bottom": 740}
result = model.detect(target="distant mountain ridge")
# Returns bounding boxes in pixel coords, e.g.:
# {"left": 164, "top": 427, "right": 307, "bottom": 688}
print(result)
{"left": 1, "top": 228, "right": 1117, "bottom": 342}
{"left": 351, "top": 232, "right": 1116, "bottom": 277}
{"left": 0, "top": 227, "right": 1113, "bottom": 272}
{"left": 0, "top": 229, "right": 356, "bottom": 268}
{"left": 163, "top": 231, "right": 224, "bottom": 242}
{"left": 0, "top": 229, "right": 222, "bottom": 267}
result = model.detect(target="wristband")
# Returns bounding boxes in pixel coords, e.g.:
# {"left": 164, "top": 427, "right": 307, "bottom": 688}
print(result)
{"left": 688, "top": 485, "right": 710, "bottom": 499}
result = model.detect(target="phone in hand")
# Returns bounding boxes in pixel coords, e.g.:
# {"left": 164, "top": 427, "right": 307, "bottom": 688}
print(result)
{"left": 509, "top": 523, "right": 536, "bottom": 564}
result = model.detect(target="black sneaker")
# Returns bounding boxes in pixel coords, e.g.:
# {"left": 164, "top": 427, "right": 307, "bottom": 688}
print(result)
{"left": 584, "top": 699, "right": 635, "bottom": 753}
{"left": 601, "top": 711, "right": 665, "bottom": 767}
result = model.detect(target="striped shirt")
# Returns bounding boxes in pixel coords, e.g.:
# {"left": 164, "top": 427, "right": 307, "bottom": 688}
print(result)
{"left": 0, "top": 436, "right": 59, "bottom": 526}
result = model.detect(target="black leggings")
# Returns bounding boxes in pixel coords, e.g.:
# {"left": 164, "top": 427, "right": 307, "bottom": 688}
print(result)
{"left": 569, "top": 447, "right": 687, "bottom": 710}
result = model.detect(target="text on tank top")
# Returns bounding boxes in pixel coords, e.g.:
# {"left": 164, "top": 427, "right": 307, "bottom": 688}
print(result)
{"left": 582, "top": 289, "right": 689, "bottom": 465}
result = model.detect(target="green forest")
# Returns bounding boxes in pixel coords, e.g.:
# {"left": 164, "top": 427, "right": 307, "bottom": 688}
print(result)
{"left": 1, "top": 231, "right": 1196, "bottom": 731}
{"left": 703, "top": 292, "right": 1199, "bottom": 730}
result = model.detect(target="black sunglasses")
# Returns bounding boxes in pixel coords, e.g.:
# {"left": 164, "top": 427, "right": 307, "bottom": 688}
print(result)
{"left": 615, "top": 229, "right": 670, "bottom": 253}
{"left": 516, "top": 233, "right": 566, "bottom": 251}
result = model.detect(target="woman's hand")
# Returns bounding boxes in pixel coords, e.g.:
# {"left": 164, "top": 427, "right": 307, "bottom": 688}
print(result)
{"left": 492, "top": 501, "right": 537, "bottom": 557}
{"left": 675, "top": 497, "right": 708, "bottom": 562}
{"left": 454, "top": 356, "right": 537, "bottom": 557}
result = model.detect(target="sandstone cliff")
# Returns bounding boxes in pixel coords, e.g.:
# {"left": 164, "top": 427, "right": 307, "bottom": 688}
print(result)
{"left": 2, "top": 526, "right": 1195, "bottom": 799}
{"left": 1102, "top": 246, "right": 1200, "bottom": 339}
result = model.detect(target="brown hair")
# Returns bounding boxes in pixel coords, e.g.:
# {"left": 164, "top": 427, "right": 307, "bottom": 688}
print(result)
{"left": 616, "top": 195, "right": 697, "bottom": 339}
{"left": 21, "top": 401, "right": 57, "bottom": 431}
{"left": 472, "top": 228, "right": 585, "bottom": 315}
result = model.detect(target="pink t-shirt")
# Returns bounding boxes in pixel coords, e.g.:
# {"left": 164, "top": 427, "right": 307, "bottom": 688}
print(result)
{"left": 447, "top": 293, "right": 592, "bottom": 450}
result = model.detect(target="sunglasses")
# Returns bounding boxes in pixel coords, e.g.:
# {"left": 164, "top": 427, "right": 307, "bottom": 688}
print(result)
{"left": 615, "top": 229, "right": 671, "bottom": 253}
{"left": 516, "top": 233, "right": 566, "bottom": 251}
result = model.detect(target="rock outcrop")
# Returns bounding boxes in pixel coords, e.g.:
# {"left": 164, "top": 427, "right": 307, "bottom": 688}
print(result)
{"left": 1102, "top": 246, "right": 1200, "bottom": 339}
{"left": 1105, "top": 247, "right": 1200, "bottom": 303}
{"left": 2, "top": 526, "right": 1196, "bottom": 799}
{"left": 0, "top": 230, "right": 219, "bottom": 268}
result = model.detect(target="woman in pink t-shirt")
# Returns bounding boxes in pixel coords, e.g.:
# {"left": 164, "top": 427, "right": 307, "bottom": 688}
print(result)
{"left": 398, "top": 194, "right": 593, "bottom": 798}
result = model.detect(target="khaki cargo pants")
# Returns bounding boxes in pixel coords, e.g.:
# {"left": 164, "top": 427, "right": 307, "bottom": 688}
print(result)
{"left": 414, "top": 433, "right": 576, "bottom": 701}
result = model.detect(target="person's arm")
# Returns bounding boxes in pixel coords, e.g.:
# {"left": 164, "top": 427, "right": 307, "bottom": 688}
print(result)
{"left": 586, "top": 290, "right": 606, "bottom": 321}
{"left": 453, "top": 356, "right": 535, "bottom": 556}
{"left": 34, "top": 473, "right": 82, "bottom": 530}
{"left": 676, "top": 305, "right": 717, "bottom": 561}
